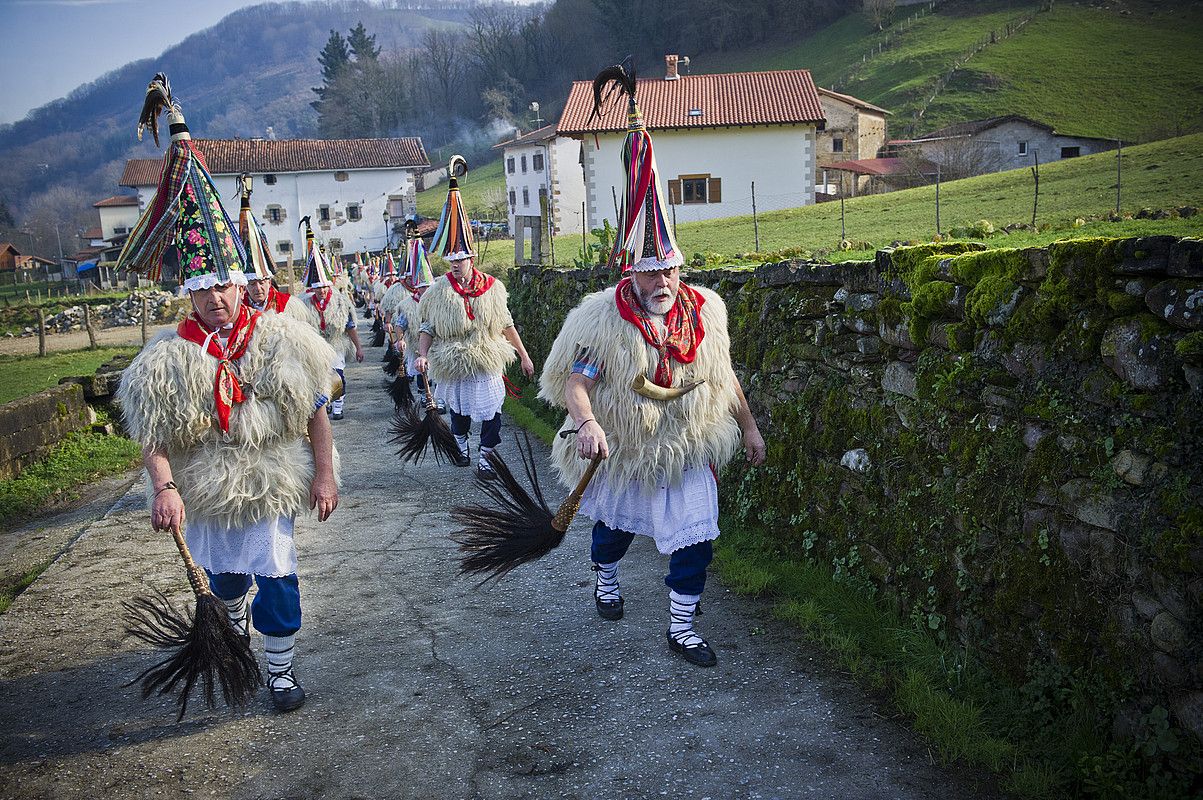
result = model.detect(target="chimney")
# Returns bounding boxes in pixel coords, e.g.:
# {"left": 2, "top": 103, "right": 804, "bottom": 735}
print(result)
{"left": 665, "top": 54, "right": 679, "bottom": 81}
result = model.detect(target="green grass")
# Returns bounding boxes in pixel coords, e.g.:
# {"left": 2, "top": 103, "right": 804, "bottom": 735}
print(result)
{"left": 509, "top": 134, "right": 1203, "bottom": 270}
{"left": 0, "top": 346, "right": 138, "bottom": 404}
{"left": 0, "top": 561, "right": 51, "bottom": 615}
{"left": 0, "top": 430, "right": 141, "bottom": 521}
{"left": 704, "top": 0, "right": 1203, "bottom": 142}
{"left": 502, "top": 395, "right": 558, "bottom": 447}
{"left": 711, "top": 521, "right": 1050, "bottom": 795}
{"left": 416, "top": 159, "right": 507, "bottom": 220}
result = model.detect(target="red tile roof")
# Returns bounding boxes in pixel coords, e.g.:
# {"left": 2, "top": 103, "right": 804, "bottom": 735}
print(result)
{"left": 121, "top": 137, "right": 430, "bottom": 186}
{"left": 93, "top": 194, "right": 140, "bottom": 207}
{"left": 826, "top": 157, "right": 936, "bottom": 177}
{"left": 558, "top": 70, "right": 825, "bottom": 135}
{"left": 492, "top": 124, "right": 557, "bottom": 149}
{"left": 817, "top": 87, "right": 890, "bottom": 116}
{"left": 82, "top": 226, "right": 104, "bottom": 240}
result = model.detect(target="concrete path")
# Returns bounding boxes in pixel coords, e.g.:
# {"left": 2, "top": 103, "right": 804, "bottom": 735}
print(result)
{"left": 0, "top": 347, "right": 1000, "bottom": 800}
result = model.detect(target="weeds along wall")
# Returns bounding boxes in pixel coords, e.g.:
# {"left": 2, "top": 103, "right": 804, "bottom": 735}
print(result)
{"left": 507, "top": 235, "right": 1203, "bottom": 751}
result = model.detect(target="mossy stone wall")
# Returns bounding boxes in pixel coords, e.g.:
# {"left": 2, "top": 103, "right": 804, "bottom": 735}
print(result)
{"left": 507, "top": 236, "right": 1203, "bottom": 749}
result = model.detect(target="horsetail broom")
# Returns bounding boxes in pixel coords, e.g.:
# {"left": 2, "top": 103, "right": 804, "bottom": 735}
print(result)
{"left": 389, "top": 371, "right": 460, "bottom": 463}
{"left": 123, "top": 526, "right": 261, "bottom": 720}
{"left": 452, "top": 430, "right": 603, "bottom": 581}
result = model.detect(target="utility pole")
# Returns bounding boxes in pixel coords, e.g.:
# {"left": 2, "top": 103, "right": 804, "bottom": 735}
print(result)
{"left": 751, "top": 181, "right": 760, "bottom": 253}
{"left": 935, "top": 162, "right": 942, "bottom": 236}
{"left": 1115, "top": 140, "right": 1122, "bottom": 216}
{"left": 1030, "top": 150, "right": 1040, "bottom": 229}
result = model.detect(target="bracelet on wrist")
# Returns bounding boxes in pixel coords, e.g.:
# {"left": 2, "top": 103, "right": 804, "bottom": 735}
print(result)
{"left": 154, "top": 481, "right": 178, "bottom": 497}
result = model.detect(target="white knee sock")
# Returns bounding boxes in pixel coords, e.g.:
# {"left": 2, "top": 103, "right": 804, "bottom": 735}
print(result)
{"left": 668, "top": 590, "right": 705, "bottom": 647}
{"left": 222, "top": 594, "right": 248, "bottom": 637}
{"left": 264, "top": 634, "right": 297, "bottom": 690}
{"left": 593, "top": 561, "right": 620, "bottom": 602}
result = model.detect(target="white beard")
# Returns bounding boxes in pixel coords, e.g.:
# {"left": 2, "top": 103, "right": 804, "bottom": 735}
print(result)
{"left": 635, "top": 282, "right": 676, "bottom": 316}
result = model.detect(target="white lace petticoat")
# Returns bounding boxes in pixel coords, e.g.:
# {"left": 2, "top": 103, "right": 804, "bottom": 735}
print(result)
{"left": 435, "top": 372, "right": 505, "bottom": 419}
{"left": 579, "top": 464, "right": 720, "bottom": 554}
{"left": 186, "top": 515, "right": 297, "bottom": 577}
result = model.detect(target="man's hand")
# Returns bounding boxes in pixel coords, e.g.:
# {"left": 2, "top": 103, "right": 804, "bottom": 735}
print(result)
{"left": 309, "top": 473, "right": 339, "bottom": 522}
{"left": 742, "top": 425, "right": 767, "bottom": 466}
{"left": 577, "top": 419, "right": 609, "bottom": 460}
{"left": 355, "top": 346, "right": 365, "bottom": 363}
{"left": 415, "top": 356, "right": 429, "bottom": 374}
{"left": 151, "top": 486, "right": 186, "bottom": 534}
{"left": 520, "top": 354, "right": 535, "bottom": 378}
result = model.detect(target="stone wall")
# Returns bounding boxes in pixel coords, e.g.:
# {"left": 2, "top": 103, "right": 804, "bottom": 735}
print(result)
{"left": 0, "top": 383, "right": 96, "bottom": 480}
{"left": 506, "top": 236, "right": 1203, "bottom": 757}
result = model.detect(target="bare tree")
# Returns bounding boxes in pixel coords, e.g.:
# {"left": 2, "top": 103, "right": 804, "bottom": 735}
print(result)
{"left": 863, "top": 0, "right": 895, "bottom": 31}
{"left": 421, "top": 29, "right": 463, "bottom": 114}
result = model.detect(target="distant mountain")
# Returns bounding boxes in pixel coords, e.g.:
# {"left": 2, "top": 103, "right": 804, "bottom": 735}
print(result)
{"left": 0, "top": 1, "right": 464, "bottom": 225}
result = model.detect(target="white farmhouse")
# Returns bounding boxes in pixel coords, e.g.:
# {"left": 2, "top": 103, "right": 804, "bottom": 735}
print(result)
{"left": 121, "top": 137, "right": 429, "bottom": 262}
{"left": 557, "top": 58, "right": 826, "bottom": 230}
{"left": 493, "top": 124, "right": 587, "bottom": 236}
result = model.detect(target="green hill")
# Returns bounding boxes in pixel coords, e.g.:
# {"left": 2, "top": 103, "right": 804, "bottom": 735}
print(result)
{"left": 486, "top": 133, "right": 1202, "bottom": 271}
{"left": 416, "top": 159, "right": 506, "bottom": 221}
{"left": 704, "top": 0, "right": 1203, "bottom": 142}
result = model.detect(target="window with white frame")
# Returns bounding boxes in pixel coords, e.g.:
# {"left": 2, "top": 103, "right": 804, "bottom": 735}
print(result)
{"left": 533, "top": 153, "right": 544, "bottom": 172}
{"left": 1018, "top": 141, "right": 1028, "bottom": 156}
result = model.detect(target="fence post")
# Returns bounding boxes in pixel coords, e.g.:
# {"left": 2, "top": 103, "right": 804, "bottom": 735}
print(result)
{"left": 37, "top": 308, "right": 46, "bottom": 357}
{"left": 84, "top": 303, "right": 97, "bottom": 349}
{"left": 1116, "top": 140, "right": 1122, "bottom": 216}
{"left": 141, "top": 297, "right": 149, "bottom": 345}
{"left": 581, "top": 202, "right": 587, "bottom": 262}
{"left": 935, "top": 162, "right": 942, "bottom": 235}
{"left": 1030, "top": 151, "right": 1041, "bottom": 229}
{"left": 839, "top": 173, "right": 847, "bottom": 244}
{"left": 751, "top": 181, "right": 760, "bottom": 253}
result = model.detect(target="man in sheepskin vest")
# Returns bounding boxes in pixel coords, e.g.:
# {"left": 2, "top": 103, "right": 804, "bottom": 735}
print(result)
{"left": 237, "top": 177, "right": 318, "bottom": 328}
{"left": 383, "top": 232, "right": 436, "bottom": 401}
{"left": 415, "top": 156, "right": 535, "bottom": 477}
{"left": 298, "top": 221, "right": 364, "bottom": 420}
{"left": 538, "top": 62, "right": 765, "bottom": 667}
{"left": 114, "top": 81, "right": 340, "bottom": 711}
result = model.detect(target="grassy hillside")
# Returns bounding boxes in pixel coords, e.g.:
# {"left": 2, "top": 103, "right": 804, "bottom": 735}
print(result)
{"left": 416, "top": 159, "right": 507, "bottom": 221}
{"left": 703, "top": 0, "right": 1203, "bottom": 142}
{"left": 487, "top": 133, "right": 1202, "bottom": 271}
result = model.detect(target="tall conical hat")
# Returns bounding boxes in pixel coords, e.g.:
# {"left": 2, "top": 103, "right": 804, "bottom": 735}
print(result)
{"left": 383, "top": 250, "right": 398, "bottom": 285}
{"left": 300, "top": 216, "right": 333, "bottom": 289}
{"left": 237, "top": 175, "right": 275, "bottom": 282}
{"left": 592, "top": 59, "right": 683, "bottom": 273}
{"left": 429, "top": 156, "right": 475, "bottom": 261}
{"left": 116, "top": 73, "right": 248, "bottom": 289}
{"left": 404, "top": 231, "right": 434, "bottom": 289}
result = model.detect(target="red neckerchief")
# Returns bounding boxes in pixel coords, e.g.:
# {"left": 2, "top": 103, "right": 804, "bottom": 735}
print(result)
{"left": 309, "top": 289, "right": 332, "bottom": 331}
{"left": 269, "top": 286, "right": 291, "bottom": 313}
{"left": 445, "top": 268, "right": 495, "bottom": 321}
{"left": 176, "top": 303, "right": 261, "bottom": 433}
{"left": 614, "top": 276, "right": 706, "bottom": 388}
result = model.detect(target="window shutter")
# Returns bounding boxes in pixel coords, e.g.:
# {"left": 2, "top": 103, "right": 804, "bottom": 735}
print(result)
{"left": 708, "top": 178, "right": 722, "bottom": 203}
{"left": 668, "top": 179, "right": 682, "bottom": 205}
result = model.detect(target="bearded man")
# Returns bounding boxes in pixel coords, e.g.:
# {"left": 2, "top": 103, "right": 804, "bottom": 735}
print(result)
{"left": 538, "top": 62, "right": 764, "bottom": 667}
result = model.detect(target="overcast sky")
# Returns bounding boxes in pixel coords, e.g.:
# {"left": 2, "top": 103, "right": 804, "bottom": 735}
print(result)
{"left": 0, "top": 0, "right": 551, "bottom": 126}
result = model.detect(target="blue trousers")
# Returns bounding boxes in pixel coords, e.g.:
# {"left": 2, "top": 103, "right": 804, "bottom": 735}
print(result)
{"left": 590, "top": 520, "right": 713, "bottom": 596}
{"left": 206, "top": 570, "right": 302, "bottom": 637}
{"left": 450, "top": 411, "right": 502, "bottom": 448}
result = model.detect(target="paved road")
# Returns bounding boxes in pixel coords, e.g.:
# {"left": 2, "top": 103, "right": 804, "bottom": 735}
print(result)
{"left": 0, "top": 347, "right": 999, "bottom": 800}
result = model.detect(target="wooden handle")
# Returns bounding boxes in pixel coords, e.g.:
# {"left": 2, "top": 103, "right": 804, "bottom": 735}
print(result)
{"left": 169, "top": 526, "right": 211, "bottom": 598}
{"left": 551, "top": 454, "right": 604, "bottom": 532}
{"left": 418, "top": 371, "right": 436, "bottom": 411}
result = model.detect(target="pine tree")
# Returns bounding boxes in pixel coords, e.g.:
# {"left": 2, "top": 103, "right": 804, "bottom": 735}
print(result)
{"left": 347, "top": 22, "right": 380, "bottom": 64}
{"left": 311, "top": 30, "right": 351, "bottom": 113}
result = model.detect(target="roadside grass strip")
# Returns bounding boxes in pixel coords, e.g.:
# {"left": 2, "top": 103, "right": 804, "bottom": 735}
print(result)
{"left": 0, "top": 346, "right": 138, "bottom": 404}
{"left": 0, "top": 561, "right": 51, "bottom": 615}
{"left": 0, "top": 430, "right": 140, "bottom": 521}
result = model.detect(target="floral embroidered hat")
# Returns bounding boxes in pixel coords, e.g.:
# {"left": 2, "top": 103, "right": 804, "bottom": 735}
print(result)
{"left": 116, "top": 73, "right": 247, "bottom": 291}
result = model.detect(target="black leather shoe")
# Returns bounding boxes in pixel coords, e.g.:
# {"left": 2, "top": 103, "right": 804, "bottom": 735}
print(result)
{"left": 269, "top": 670, "right": 306, "bottom": 712}
{"left": 452, "top": 451, "right": 471, "bottom": 467}
{"left": 667, "top": 631, "right": 717, "bottom": 667}
{"left": 596, "top": 595, "right": 624, "bottom": 620}
{"left": 475, "top": 465, "right": 497, "bottom": 481}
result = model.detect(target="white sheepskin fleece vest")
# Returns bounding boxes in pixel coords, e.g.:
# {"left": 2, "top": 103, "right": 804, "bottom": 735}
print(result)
{"left": 380, "top": 282, "right": 408, "bottom": 321}
{"left": 276, "top": 293, "right": 320, "bottom": 329}
{"left": 419, "top": 274, "right": 516, "bottom": 382}
{"left": 372, "top": 281, "right": 385, "bottom": 302}
{"left": 117, "top": 312, "right": 341, "bottom": 529}
{"left": 538, "top": 285, "right": 742, "bottom": 491}
{"left": 301, "top": 289, "right": 356, "bottom": 360}
{"left": 396, "top": 293, "right": 423, "bottom": 351}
